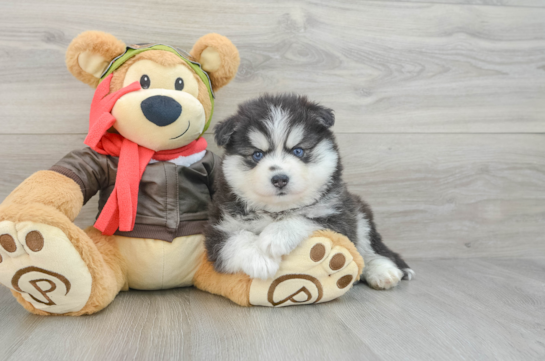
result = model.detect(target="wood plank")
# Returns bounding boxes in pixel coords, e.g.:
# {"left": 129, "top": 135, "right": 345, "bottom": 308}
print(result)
{"left": 339, "top": 133, "right": 545, "bottom": 259}
{"left": 333, "top": 258, "right": 545, "bottom": 361}
{"left": 393, "top": 0, "right": 545, "bottom": 8}
{"left": 0, "top": 259, "right": 543, "bottom": 360}
{"left": 0, "top": 0, "right": 544, "bottom": 134}
{"left": 187, "top": 289, "right": 379, "bottom": 361}
{"left": 0, "top": 133, "right": 543, "bottom": 259}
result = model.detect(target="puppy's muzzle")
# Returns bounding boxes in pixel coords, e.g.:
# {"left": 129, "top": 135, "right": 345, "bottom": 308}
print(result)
{"left": 271, "top": 174, "right": 289, "bottom": 189}
{"left": 141, "top": 95, "right": 182, "bottom": 127}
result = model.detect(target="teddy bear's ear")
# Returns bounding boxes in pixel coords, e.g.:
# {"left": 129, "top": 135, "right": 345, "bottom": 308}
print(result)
{"left": 66, "top": 31, "right": 126, "bottom": 88}
{"left": 190, "top": 34, "right": 240, "bottom": 92}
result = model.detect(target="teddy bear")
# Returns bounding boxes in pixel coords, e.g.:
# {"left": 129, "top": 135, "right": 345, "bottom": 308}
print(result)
{"left": 0, "top": 31, "right": 363, "bottom": 315}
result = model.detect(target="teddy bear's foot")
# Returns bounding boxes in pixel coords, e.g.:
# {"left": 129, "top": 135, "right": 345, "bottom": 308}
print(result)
{"left": 249, "top": 230, "right": 364, "bottom": 307}
{"left": 0, "top": 221, "right": 92, "bottom": 314}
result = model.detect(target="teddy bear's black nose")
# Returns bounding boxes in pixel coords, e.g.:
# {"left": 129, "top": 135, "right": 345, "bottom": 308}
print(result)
{"left": 140, "top": 96, "right": 182, "bottom": 127}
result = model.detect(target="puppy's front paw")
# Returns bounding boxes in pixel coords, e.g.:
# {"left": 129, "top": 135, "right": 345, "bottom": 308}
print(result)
{"left": 219, "top": 231, "right": 281, "bottom": 280}
{"left": 258, "top": 228, "right": 299, "bottom": 259}
{"left": 364, "top": 258, "right": 404, "bottom": 290}
{"left": 241, "top": 254, "right": 280, "bottom": 280}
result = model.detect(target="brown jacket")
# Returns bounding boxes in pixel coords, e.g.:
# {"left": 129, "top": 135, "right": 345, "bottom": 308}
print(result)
{"left": 51, "top": 147, "right": 220, "bottom": 242}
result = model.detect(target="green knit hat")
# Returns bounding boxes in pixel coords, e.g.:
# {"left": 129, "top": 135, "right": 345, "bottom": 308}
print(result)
{"left": 99, "top": 43, "right": 215, "bottom": 134}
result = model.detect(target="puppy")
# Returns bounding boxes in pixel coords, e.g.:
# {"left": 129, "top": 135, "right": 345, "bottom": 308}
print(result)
{"left": 204, "top": 94, "right": 414, "bottom": 289}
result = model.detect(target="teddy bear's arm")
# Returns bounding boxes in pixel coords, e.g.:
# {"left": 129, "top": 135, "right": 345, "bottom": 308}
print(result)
{"left": 49, "top": 147, "right": 111, "bottom": 205}
{"left": 0, "top": 147, "right": 109, "bottom": 222}
{"left": 0, "top": 170, "right": 83, "bottom": 222}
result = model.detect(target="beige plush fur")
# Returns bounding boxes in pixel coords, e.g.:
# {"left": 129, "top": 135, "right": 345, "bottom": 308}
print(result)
{"left": 1, "top": 195, "right": 127, "bottom": 316}
{"left": 190, "top": 33, "right": 240, "bottom": 91}
{"left": 193, "top": 254, "right": 252, "bottom": 307}
{"left": 65, "top": 31, "right": 233, "bottom": 127}
{"left": 1, "top": 171, "right": 83, "bottom": 222}
{"left": 312, "top": 229, "right": 365, "bottom": 279}
{"left": 109, "top": 51, "right": 212, "bottom": 125}
{"left": 67, "top": 31, "right": 239, "bottom": 93}
{"left": 66, "top": 31, "right": 126, "bottom": 88}
{"left": 4, "top": 32, "right": 241, "bottom": 315}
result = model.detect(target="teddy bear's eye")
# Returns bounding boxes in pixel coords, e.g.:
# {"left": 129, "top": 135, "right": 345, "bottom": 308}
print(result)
{"left": 140, "top": 75, "right": 150, "bottom": 89}
{"left": 175, "top": 77, "right": 184, "bottom": 91}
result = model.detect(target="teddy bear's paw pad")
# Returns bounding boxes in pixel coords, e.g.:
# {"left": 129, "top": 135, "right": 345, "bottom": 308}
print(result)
{"left": 249, "top": 236, "right": 359, "bottom": 307}
{"left": 0, "top": 221, "right": 92, "bottom": 314}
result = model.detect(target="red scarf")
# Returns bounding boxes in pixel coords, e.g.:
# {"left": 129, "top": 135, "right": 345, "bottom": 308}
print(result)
{"left": 84, "top": 74, "right": 207, "bottom": 235}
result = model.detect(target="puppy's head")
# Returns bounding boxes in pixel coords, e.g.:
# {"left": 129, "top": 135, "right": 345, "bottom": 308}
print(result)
{"left": 215, "top": 94, "right": 339, "bottom": 212}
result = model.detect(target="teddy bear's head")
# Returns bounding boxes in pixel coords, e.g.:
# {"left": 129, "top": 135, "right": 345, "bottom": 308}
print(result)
{"left": 66, "top": 31, "right": 239, "bottom": 151}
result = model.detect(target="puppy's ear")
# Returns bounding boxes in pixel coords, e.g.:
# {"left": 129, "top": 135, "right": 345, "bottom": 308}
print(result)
{"left": 66, "top": 31, "right": 126, "bottom": 88}
{"left": 190, "top": 34, "right": 240, "bottom": 92}
{"left": 214, "top": 115, "right": 239, "bottom": 147}
{"left": 308, "top": 102, "right": 335, "bottom": 128}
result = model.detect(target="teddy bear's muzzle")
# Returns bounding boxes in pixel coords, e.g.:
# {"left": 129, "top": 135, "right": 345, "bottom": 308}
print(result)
{"left": 140, "top": 95, "right": 182, "bottom": 127}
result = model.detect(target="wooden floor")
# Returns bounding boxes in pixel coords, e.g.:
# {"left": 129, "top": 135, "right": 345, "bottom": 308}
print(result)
{"left": 0, "top": 259, "right": 544, "bottom": 360}
{"left": 0, "top": 0, "right": 544, "bottom": 360}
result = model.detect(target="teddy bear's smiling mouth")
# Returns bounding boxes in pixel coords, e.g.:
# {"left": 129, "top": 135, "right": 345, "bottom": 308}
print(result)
{"left": 170, "top": 121, "right": 191, "bottom": 140}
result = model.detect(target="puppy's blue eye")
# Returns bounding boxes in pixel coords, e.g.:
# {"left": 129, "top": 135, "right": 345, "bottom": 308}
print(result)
{"left": 292, "top": 148, "right": 304, "bottom": 158}
{"left": 252, "top": 151, "right": 264, "bottom": 162}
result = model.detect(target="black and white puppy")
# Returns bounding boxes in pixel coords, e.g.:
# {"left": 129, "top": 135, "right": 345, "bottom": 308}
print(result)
{"left": 204, "top": 94, "right": 414, "bottom": 289}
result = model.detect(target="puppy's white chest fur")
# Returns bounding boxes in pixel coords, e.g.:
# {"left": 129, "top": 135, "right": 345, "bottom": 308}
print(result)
{"left": 216, "top": 213, "right": 275, "bottom": 235}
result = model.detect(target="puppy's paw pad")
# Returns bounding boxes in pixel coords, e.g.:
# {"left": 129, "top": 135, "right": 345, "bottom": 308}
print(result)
{"left": 0, "top": 222, "right": 92, "bottom": 314}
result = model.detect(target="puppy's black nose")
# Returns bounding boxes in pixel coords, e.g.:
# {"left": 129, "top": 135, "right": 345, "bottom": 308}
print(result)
{"left": 141, "top": 95, "right": 182, "bottom": 127}
{"left": 271, "top": 174, "right": 289, "bottom": 189}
